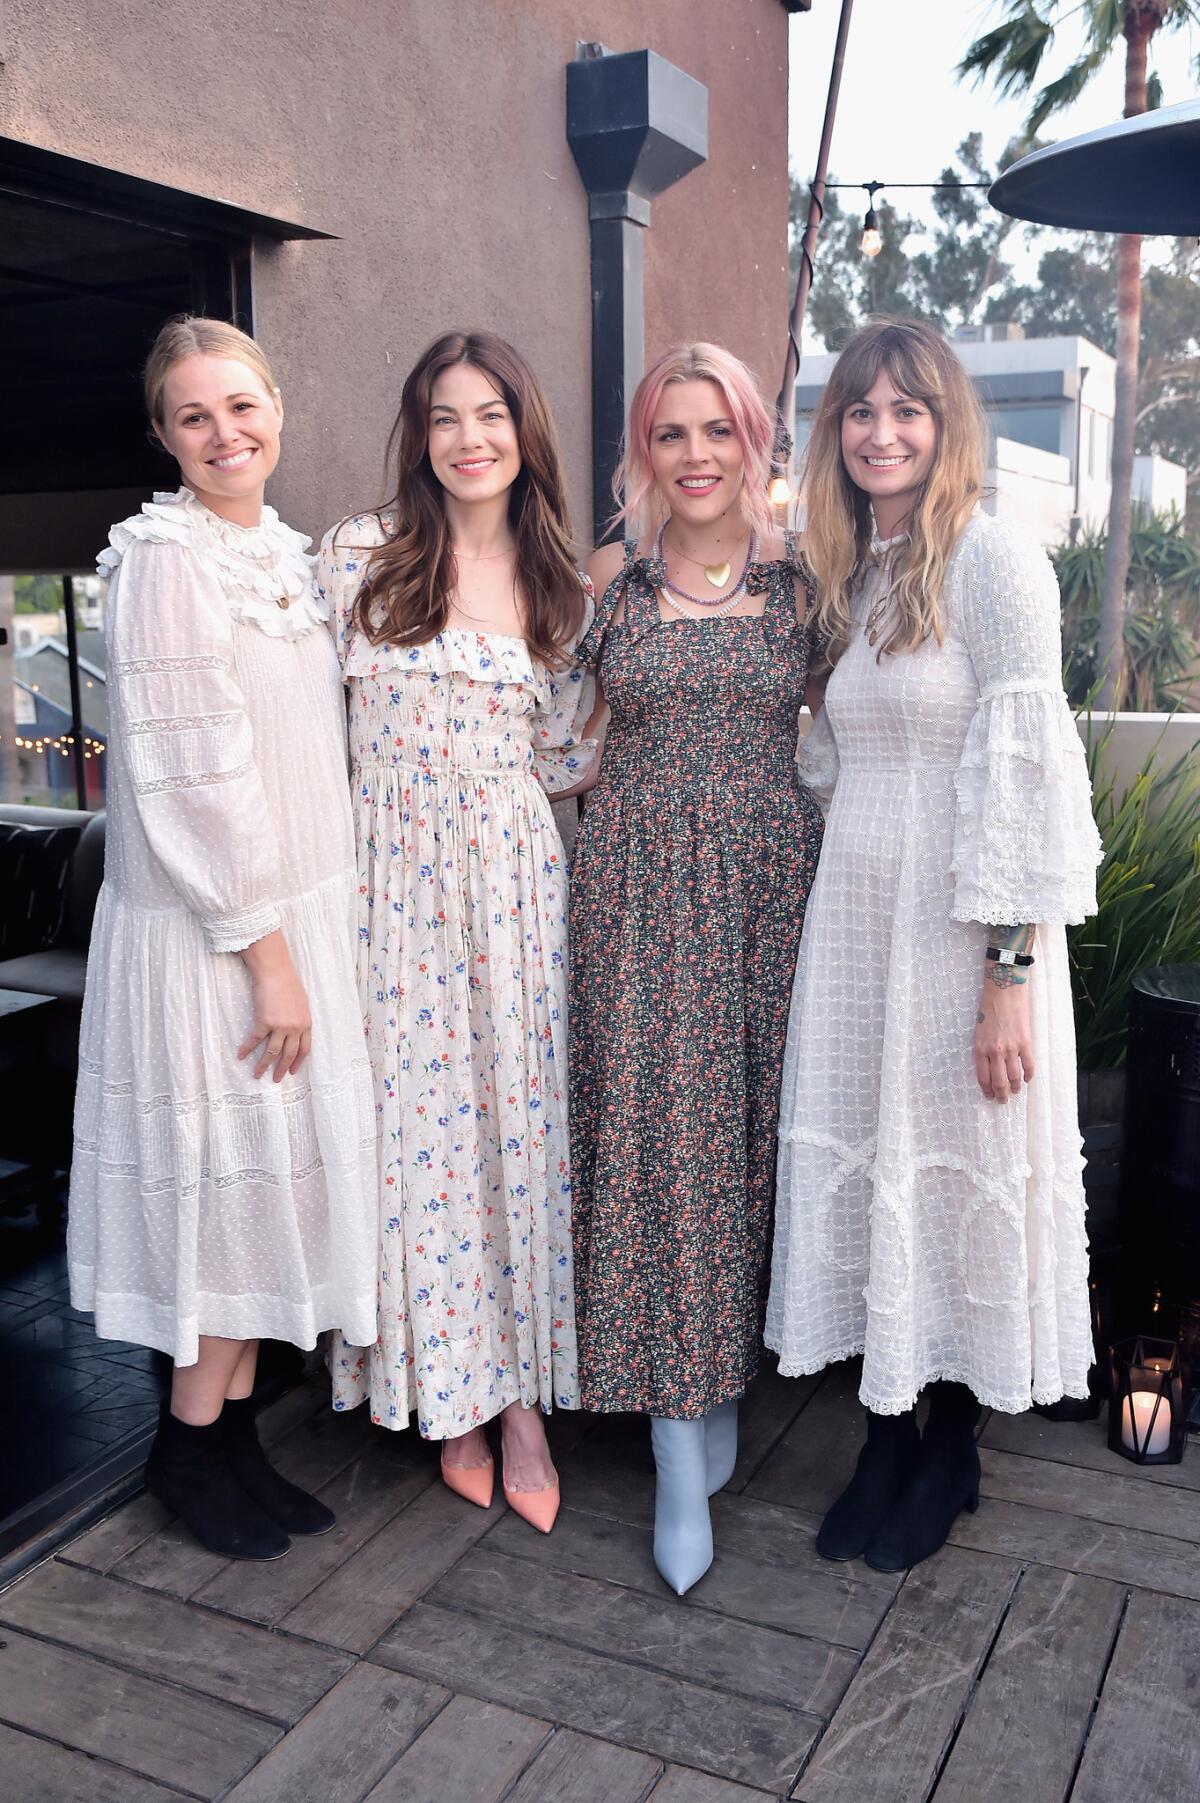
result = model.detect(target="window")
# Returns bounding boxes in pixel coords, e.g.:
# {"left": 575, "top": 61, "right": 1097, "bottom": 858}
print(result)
{"left": 987, "top": 403, "right": 1064, "bottom": 458}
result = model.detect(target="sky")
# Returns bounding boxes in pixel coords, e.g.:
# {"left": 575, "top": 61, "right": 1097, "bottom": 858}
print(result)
{"left": 788, "top": 0, "right": 1200, "bottom": 344}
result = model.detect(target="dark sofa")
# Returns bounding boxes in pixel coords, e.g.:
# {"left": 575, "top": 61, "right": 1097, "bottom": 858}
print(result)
{"left": 0, "top": 804, "right": 106, "bottom": 1169}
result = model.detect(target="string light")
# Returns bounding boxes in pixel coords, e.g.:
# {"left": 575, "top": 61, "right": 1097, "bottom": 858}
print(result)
{"left": 819, "top": 178, "right": 992, "bottom": 262}
{"left": 860, "top": 182, "right": 883, "bottom": 258}
{"left": 3, "top": 731, "right": 106, "bottom": 757}
{"left": 768, "top": 475, "right": 793, "bottom": 507}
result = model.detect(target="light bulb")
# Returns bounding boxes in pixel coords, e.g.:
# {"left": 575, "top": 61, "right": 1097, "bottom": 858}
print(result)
{"left": 768, "top": 475, "right": 793, "bottom": 507}
{"left": 861, "top": 217, "right": 883, "bottom": 258}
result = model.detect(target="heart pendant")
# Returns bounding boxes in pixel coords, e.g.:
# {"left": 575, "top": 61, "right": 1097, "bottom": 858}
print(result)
{"left": 704, "top": 561, "right": 732, "bottom": 588}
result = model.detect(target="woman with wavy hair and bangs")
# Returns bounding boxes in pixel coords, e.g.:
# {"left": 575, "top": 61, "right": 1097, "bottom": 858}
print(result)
{"left": 766, "top": 318, "right": 1102, "bottom": 1572}
{"left": 568, "top": 342, "right": 825, "bottom": 1594}
{"left": 316, "top": 331, "right": 597, "bottom": 1535}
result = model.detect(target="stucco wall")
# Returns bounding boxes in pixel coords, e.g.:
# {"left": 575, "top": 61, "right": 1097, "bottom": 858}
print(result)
{"left": 1, "top": 0, "right": 790, "bottom": 549}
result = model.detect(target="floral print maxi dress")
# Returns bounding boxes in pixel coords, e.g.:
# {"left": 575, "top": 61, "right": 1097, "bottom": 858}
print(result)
{"left": 569, "top": 540, "right": 824, "bottom": 1419}
{"left": 317, "top": 515, "right": 595, "bottom": 1438}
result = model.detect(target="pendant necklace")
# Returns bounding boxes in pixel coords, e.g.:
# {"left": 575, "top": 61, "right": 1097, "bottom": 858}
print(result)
{"left": 662, "top": 522, "right": 750, "bottom": 590}
{"left": 655, "top": 522, "right": 756, "bottom": 616}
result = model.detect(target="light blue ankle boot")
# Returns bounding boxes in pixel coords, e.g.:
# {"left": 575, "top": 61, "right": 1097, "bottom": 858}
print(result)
{"left": 650, "top": 1416, "right": 713, "bottom": 1595}
{"left": 705, "top": 1398, "right": 739, "bottom": 1495}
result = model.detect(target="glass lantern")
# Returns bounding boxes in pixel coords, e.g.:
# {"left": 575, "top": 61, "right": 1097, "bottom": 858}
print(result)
{"left": 1108, "top": 1335, "right": 1186, "bottom": 1465}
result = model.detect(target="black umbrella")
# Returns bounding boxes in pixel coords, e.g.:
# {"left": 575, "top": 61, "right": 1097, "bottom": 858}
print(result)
{"left": 989, "top": 98, "right": 1200, "bottom": 235}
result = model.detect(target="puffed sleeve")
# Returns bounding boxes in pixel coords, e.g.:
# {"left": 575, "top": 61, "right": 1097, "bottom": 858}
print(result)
{"left": 532, "top": 576, "right": 600, "bottom": 796}
{"left": 796, "top": 705, "right": 840, "bottom": 813}
{"left": 950, "top": 518, "right": 1101, "bottom": 926}
{"left": 107, "top": 539, "right": 284, "bottom": 953}
{"left": 315, "top": 518, "right": 371, "bottom": 671}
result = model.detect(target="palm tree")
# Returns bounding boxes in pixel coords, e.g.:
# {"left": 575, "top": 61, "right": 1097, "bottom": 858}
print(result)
{"left": 960, "top": 2, "right": 1200, "bottom": 711}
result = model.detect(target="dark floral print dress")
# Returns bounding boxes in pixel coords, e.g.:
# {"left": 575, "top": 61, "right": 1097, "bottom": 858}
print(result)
{"left": 569, "top": 538, "right": 824, "bottom": 1418}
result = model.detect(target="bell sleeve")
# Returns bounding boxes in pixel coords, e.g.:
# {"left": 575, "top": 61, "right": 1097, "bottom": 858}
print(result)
{"left": 796, "top": 705, "right": 840, "bottom": 813}
{"left": 107, "top": 538, "right": 285, "bottom": 953}
{"left": 950, "top": 518, "right": 1102, "bottom": 927}
{"left": 532, "top": 577, "right": 600, "bottom": 796}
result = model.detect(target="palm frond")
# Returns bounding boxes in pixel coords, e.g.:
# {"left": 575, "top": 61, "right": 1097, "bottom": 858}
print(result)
{"left": 1146, "top": 69, "right": 1164, "bottom": 111}
{"left": 1028, "top": 50, "right": 1105, "bottom": 130}
{"left": 958, "top": 8, "right": 1055, "bottom": 96}
{"left": 1085, "top": 0, "right": 1124, "bottom": 56}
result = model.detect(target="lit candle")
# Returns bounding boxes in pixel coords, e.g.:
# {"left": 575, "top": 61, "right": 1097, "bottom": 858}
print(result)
{"left": 1121, "top": 1389, "right": 1171, "bottom": 1457}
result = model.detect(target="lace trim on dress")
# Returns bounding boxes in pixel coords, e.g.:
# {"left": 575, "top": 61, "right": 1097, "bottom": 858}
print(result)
{"left": 125, "top": 710, "right": 238, "bottom": 737}
{"left": 114, "top": 655, "right": 227, "bottom": 676}
{"left": 132, "top": 762, "right": 256, "bottom": 797}
{"left": 100, "top": 488, "right": 326, "bottom": 641}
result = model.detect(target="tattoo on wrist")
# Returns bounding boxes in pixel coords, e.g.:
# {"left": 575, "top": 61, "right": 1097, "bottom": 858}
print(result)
{"left": 985, "top": 961, "right": 1027, "bottom": 990}
{"left": 987, "top": 923, "right": 1035, "bottom": 955}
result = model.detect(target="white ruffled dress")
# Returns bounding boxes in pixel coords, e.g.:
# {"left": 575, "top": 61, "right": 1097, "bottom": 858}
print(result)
{"left": 317, "top": 515, "right": 594, "bottom": 1438}
{"left": 765, "top": 511, "right": 1103, "bottom": 1414}
{"left": 68, "top": 489, "right": 378, "bottom": 1363}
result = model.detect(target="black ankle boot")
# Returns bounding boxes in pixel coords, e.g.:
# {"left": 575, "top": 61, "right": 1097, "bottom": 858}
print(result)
{"left": 816, "top": 1408, "right": 921, "bottom": 1561}
{"left": 864, "top": 1382, "right": 982, "bottom": 1572}
{"left": 145, "top": 1403, "right": 290, "bottom": 1560}
{"left": 222, "top": 1396, "right": 336, "bottom": 1535}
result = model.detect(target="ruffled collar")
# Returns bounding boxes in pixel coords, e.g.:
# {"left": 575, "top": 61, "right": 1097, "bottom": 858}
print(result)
{"left": 99, "top": 488, "right": 326, "bottom": 641}
{"left": 342, "top": 622, "right": 554, "bottom": 700}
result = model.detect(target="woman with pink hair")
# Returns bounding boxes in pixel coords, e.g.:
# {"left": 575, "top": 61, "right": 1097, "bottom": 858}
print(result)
{"left": 568, "top": 344, "right": 824, "bottom": 1593}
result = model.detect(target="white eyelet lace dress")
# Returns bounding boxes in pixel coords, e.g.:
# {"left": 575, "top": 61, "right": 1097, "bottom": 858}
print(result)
{"left": 316, "top": 515, "right": 595, "bottom": 1439}
{"left": 765, "top": 511, "right": 1104, "bottom": 1414}
{"left": 68, "top": 489, "right": 378, "bottom": 1363}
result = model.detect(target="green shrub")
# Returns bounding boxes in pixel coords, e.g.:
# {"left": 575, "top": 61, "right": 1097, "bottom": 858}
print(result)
{"left": 1070, "top": 718, "right": 1200, "bottom": 1070}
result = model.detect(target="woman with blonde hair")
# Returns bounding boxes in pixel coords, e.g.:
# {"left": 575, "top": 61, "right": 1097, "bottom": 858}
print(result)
{"left": 69, "top": 316, "right": 377, "bottom": 1559}
{"left": 767, "top": 318, "right": 1102, "bottom": 1570}
{"left": 569, "top": 343, "right": 824, "bottom": 1593}
{"left": 317, "top": 331, "right": 594, "bottom": 1534}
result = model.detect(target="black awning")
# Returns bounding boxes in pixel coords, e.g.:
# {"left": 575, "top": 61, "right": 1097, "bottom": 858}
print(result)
{"left": 0, "top": 137, "right": 336, "bottom": 242}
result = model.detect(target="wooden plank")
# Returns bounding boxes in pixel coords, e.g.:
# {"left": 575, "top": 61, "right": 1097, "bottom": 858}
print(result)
{"left": 980, "top": 1409, "right": 1200, "bottom": 1492}
{"left": 0, "top": 1559, "right": 349, "bottom": 1723}
{"left": 1072, "top": 1590, "right": 1200, "bottom": 1803}
{"left": 58, "top": 1492, "right": 171, "bottom": 1575}
{"left": 950, "top": 1495, "right": 1200, "bottom": 1603}
{"left": 362, "top": 1694, "right": 549, "bottom": 1802}
{"left": 371, "top": 1601, "right": 817, "bottom": 1792}
{"left": 115, "top": 1403, "right": 378, "bottom": 1599}
{"left": 224, "top": 1665, "right": 448, "bottom": 1803}
{"left": 255, "top": 1375, "right": 330, "bottom": 1446}
{"left": 431, "top": 1547, "right": 857, "bottom": 1718}
{"left": 486, "top": 1503, "right": 892, "bottom": 1651}
{"left": 742, "top": 1361, "right": 865, "bottom": 1515}
{"left": 559, "top": 1451, "right": 899, "bottom": 1597}
{"left": 728, "top": 1362, "right": 824, "bottom": 1494}
{"left": 651, "top": 1769, "right": 773, "bottom": 1802}
{"left": 0, "top": 1626, "right": 279, "bottom": 1796}
{"left": 193, "top": 1441, "right": 431, "bottom": 1626}
{"left": 0, "top": 1721, "right": 187, "bottom": 1803}
{"left": 933, "top": 1566, "right": 1125, "bottom": 1803}
{"left": 60, "top": 1381, "right": 333, "bottom": 1577}
{"left": 980, "top": 1446, "right": 1200, "bottom": 1543}
{"left": 280, "top": 1476, "right": 504, "bottom": 1652}
{"left": 793, "top": 1545, "right": 1020, "bottom": 1803}
{"left": 505, "top": 1728, "right": 661, "bottom": 1803}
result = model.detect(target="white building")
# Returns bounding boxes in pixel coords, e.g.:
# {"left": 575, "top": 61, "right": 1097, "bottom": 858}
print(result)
{"left": 794, "top": 326, "right": 1187, "bottom": 548}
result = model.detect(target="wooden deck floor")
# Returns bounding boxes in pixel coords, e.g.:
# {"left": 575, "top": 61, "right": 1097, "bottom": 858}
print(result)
{"left": 2, "top": 1359, "right": 1198, "bottom": 1802}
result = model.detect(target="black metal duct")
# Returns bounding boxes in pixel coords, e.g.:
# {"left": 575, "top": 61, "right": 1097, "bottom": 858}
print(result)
{"left": 567, "top": 46, "right": 708, "bottom": 540}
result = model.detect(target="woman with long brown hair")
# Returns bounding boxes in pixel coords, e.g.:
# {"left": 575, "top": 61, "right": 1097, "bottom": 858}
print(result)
{"left": 767, "top": 319, "right": 1102, "bottom": 1570}
{"left": 316, "top": 331, "right": 594, "bottom": 1532}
